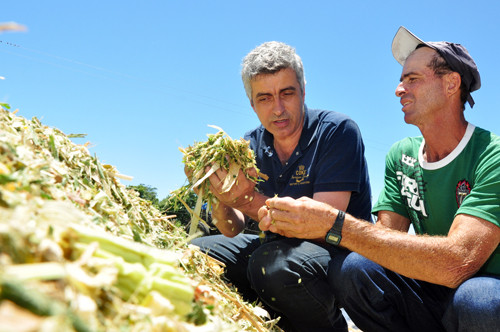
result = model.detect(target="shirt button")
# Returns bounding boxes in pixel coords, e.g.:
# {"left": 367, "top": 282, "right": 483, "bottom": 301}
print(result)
{"left": 296, "top": 152, "right": 299, "bottom": 156}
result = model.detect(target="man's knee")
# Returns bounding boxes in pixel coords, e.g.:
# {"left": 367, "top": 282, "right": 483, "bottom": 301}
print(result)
{"left": 444, "top": 275, "right": 500, "bottom": 331}
{"left": 247, "top": 239, "right": 332, "bottom": 302}
{"left": 328, "top": 252, "right": 375, "bottom": 294}
{"left": 454, "top": 276, "right": 500, "bottom": 309}
{"left": 247, "top": 241, "right": 301, "bottom": 297}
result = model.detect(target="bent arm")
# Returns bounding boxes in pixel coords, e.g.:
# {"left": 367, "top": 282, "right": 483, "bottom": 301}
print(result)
{"left": 261, "top": 197, "right": 500, "bottom": 288}
{"left": 342, "top": 211, "right": 500, "bottom": 288}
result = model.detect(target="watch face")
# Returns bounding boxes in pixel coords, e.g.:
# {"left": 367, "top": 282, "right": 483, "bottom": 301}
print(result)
{"left": 326, "top": 210, "right": 345, "bottom": 245}
{"left": 326, "top": 232, "right": 341, "bottom": 245}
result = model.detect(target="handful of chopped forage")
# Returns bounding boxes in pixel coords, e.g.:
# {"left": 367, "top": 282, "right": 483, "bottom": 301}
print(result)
{"left": 176, "top": 125, "right": 267, "bottom": 235}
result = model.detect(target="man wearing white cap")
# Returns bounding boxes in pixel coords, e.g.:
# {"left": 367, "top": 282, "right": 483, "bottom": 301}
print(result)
{"left": 258, "top": 27, "right": 500, "bottom": 331}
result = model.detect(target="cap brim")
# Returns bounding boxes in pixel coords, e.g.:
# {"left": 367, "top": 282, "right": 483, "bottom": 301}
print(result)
{"left": 392, "top": 26, "right": 426, "bottom": 65}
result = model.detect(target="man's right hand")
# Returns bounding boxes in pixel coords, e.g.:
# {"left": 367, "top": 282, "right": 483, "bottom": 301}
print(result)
{"left": 184, "top": 161, "right": 262, "bottom": 236}
{"left": 207, "top": 164, "right": 258, "bottom": 210}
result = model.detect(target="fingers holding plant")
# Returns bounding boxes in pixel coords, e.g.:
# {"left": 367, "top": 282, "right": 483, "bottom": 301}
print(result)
{"left": 174, "top": 126, "right": 267, "bottom": 234}
{"left": 208, "top": 165, "right": 257, "bottom": 209}
{"left": 259, "top": 196, "right": 335, "bottom": 240}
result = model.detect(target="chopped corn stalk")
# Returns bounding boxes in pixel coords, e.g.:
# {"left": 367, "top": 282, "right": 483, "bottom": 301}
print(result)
{"left": 174, "top": 125, "right": 267, "bottom": 234}
{"left": 189, "top": 188, "right": 204, "bottom": 236}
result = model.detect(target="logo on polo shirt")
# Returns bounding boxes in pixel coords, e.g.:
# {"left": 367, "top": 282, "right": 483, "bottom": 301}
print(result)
{"left": 290, "top": 165, "right": 310, "bottom": 186}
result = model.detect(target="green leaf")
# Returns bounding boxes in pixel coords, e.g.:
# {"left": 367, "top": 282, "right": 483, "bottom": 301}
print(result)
{"left": 67, "top": 133, "right": 87, "bottom": 138}
{"left": 0, "top": 174, "right": 15, "bottom": 185}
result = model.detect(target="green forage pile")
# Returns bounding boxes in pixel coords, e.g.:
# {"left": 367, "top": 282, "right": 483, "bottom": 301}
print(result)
{"left": 0, "top": 105, "right": 280, "bottom": 332}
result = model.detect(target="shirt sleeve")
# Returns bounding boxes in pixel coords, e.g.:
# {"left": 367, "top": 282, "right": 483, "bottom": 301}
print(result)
{"left": 372, "top": 142, "right": 409, "bottom": 218}
{"left": 457, "top": 143, "right": 500, "bottom": 228}
{"left": 313, "top": 117, "right": 367, "bottom": 193}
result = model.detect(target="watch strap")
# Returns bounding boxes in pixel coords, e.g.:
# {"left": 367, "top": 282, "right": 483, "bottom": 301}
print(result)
{"left": 325, "top": 210, "right": 345, "bottom": 245}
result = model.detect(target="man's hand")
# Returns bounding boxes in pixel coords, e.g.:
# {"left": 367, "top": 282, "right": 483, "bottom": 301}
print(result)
{"left": 258, "top": 196, "right": 336, "bottom": 240}
{"left": 207, "top": 164, "right": 258, "bottom": 209}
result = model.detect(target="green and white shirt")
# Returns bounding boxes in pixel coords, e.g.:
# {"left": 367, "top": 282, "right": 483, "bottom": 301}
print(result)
{"left": 373, "top": 123, "right": 500, "bottom": 275}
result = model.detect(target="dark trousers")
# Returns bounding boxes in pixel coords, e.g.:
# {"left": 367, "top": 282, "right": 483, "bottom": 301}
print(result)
{"left": 191, "top": 233, "right": 348, "bottom": 332}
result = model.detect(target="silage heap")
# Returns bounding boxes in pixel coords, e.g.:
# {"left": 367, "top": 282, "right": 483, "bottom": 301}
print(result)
{"left": 0, "top": 105, "right": 280, "bottom": 332}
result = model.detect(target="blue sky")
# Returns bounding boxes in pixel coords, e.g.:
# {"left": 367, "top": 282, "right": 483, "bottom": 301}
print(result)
{"left": 2, "top": 1, "right": 500, "bottom": 201}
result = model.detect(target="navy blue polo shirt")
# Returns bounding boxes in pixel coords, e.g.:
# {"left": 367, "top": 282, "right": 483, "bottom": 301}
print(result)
{"left": 244, "top": 107, "right": 372, "bottom": 221}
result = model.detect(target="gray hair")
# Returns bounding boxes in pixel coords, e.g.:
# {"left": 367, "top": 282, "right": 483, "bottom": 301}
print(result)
{"left": 241, "top": 41, "right": 306, "bottom": 102}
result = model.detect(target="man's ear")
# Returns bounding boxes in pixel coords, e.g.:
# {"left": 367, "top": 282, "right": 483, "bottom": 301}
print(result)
{"left": 446, "top": 72, "right": 462, "bottom": 98}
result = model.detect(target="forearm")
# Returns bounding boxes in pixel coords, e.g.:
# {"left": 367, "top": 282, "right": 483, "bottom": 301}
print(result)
{"left": 211, "top": 202, "right": 245, "bottom": 237}
{"left": 341, "top": 215, "right": 481, "bottom": 287}
{"left": 233, "top": 190, "right": 268, "bottom": 221}
{"left": 213, "top": 191, "right": 268, "bottom": 237}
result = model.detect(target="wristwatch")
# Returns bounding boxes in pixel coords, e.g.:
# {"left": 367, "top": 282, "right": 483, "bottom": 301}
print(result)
{"left": 325, "top": 210, "right": 345, "bottom": 246}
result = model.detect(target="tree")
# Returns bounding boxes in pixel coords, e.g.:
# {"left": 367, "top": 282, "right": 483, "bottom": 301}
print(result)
{"left": 127, "top": 184, "right": 159, "bottom": 207}
{"left": 160, "top": 189, "right": 197, "bottom": 224}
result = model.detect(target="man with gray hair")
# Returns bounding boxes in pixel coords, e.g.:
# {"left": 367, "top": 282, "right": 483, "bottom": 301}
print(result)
{"left": 190, "top": 41, "right": 372, "bottom": 331}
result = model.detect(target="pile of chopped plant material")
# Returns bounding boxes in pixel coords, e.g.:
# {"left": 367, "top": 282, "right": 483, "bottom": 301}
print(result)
{"left": 174, "top": 125, "right": 268, "bottom": 235}
{"left": 0, "top": 104, "right": 281, "bottom": 332}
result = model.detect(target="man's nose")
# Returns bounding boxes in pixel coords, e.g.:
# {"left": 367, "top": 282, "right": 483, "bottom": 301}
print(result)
{"left": 395, "top": 82, "right": 406, "bottom": 97}
{"left": 272, "top": 97, "right": 286, "bottom": 115}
